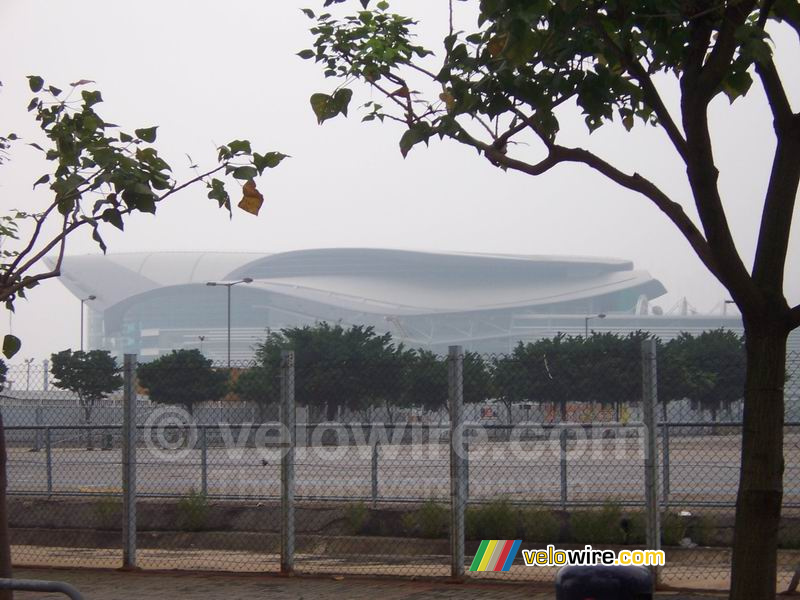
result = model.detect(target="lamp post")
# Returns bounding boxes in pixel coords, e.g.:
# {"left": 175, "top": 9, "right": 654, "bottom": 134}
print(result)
{"left": 584, "top": 313, "right": 606, "bottom": 338}
{"left": 198, "top": 335, "right": 206, "bottom": 354}
{"left": 723, "top": 299, "right": 736, "bottom": 316}
{"left": 80, "top": 295, "right": 96, "bottom": 351}
{"left": 206, "top": 278, "right": 253, "bottom": 368}
{"left": 24, "top": 358, "right": 34, "bottom": 391}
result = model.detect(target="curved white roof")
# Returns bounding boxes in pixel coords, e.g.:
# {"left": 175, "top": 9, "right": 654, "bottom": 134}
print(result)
{"left": 51, "top": 248, "right": 666, "bottom": 315}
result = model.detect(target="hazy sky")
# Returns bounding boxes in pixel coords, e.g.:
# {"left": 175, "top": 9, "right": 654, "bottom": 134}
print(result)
{"left": 1, "top": 1, "right": 798, "bottom": 362}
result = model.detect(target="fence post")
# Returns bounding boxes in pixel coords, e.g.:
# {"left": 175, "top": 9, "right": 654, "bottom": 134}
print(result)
{"left": 121, "top": 354, "right": 137, "bottom": 569}
{"left": 448, "top": 345, "right": 465, "bottom": 579}
{"left": 371, "top": 441, "right": 379, "bottom": 508}
{"left": 661, "top": 398, "right": 670, "bottom": 508}
{"left": 200, "top": 426, "right": 208, "bottom": 497}
{"left": 44, "top": 428, "right": 52, "bottom": 496}
{"left": 641, "top": 339, "right": 661, "bottom": 583}
{"left": 464, "top": 439, "right": 469, "bottom": 505}
{"left": 42, "top": 359, "right": 49, "bottom": 391}
{"left": 33, "top": 405, "right": 43, "bottom": 452}
{"left": 560, "top": 399, "right": 568, "bottom": 510}
{"left": 280, "top": 350, "right": 295, "bottom": 574}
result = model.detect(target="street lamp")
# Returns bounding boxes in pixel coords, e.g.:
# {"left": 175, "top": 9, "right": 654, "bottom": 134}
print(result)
{"left": 723, "top": 299, "right": 736, "bottom": 316}
{"left": 206, "top": 278, "right": 253, "bottom": 368}
{"left": 584, "top": 313, "right": 606, "bottom": 338}
{"left": 80, "top": 295, "right": 96, "bottom": 351}
{"left": 24, "top": 358, "right": 34, "bottom": 391}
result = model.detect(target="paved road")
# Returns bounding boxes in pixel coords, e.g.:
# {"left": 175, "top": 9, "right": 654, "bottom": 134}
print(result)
{"left": 10, "top": 568, "right": 727, "bottom": 600}
{"left": 8, "top": 434, "right": 800, "bottom": 505}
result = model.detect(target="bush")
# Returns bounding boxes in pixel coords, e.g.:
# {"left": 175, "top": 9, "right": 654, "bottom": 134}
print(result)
{"left": 345, "top": 501, "right": 368, "bottom": 534}
{"left": 466, "top": 500, "right": 517, "bottom": 540}
{"left": 569, "top": 503, "right": 625, "bottom": 544}
{"left": 402, "top": 500, "right": 449, "bottom": 538}
{"left": 519, "top": 507, "right": 561, "bottom": 543}
{"left": 687, "top": 514, "right": 713, "bottom": 546}
{"left": 93, "top": 495, "right": 121, "bottom": 529}
{"left": 623, "top": 512, "right": 647, "bottom": 545}
{"left": 176, "top": 491, "right": 209, "bottom": 531}
{"left": 661, "top": 511, "right": 689, "bottom": 546}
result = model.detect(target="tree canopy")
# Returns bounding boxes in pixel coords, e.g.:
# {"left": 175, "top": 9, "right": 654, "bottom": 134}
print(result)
{"left": 661, "top": 328, "right": 746, "bottom": 418}
{"left": 0, "top": 76, "right": 287, "bottom": 359}
{"left": 252, "top": 323, "right": 410, "bottom": 420}
{"left": 50, "top": 349, "right": 122, "bottom": 409}
{"left": 136, "top": 349, "right": 229, "bottom": 415}
{"left": 302, "top": 2, "right": 799, "bottom": 595}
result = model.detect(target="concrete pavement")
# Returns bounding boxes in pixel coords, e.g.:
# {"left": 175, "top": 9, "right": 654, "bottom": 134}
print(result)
{"left": 9, "top": 568, "right": 728, "bottom": 600}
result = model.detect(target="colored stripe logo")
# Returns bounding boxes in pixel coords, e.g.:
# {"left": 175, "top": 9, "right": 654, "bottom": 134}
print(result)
{"left": 469, "top": 540, "right": 521, "bottom": 572}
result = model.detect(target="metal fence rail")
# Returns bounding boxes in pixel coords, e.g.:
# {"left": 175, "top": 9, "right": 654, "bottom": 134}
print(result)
{"left": 3, "top": 347, "right": 800, "bottom": 589}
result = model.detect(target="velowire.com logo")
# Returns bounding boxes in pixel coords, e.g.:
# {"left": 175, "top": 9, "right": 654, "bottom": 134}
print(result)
{"left": 469, "top": 540, "right": 522, "bottom": 572}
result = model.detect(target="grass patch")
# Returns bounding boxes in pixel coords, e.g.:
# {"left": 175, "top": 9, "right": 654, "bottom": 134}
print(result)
{"left": 402, "top": 500, "right": 448, "bottom": 538}
{"left": 519, "top": 507, "right": 561, "bottom": 543}
{"left": 345, "top": 501, "right": 369, "bottom": 535}
{"left": 466, "top": 499, "right": 517, "bottom": 540}
{"left": 176, "top": 490, "right": 209, "bottom": 531}
{"left": 569, "top": 503, "right": 625, "bottom": 545}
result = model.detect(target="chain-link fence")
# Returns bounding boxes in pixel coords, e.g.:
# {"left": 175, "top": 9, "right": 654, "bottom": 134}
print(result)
{"left": 3, "top": 345, "right": 800, "bottom": 588}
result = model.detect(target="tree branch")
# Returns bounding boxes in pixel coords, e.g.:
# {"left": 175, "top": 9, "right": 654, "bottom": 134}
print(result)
{"left": 698, "top": 0, "right": 758, "bottom": 98}
{"left": 752, "top": 129, "right": 800, "bottom": 290}
{"left": 790, "top": 304, "right": 800, "bottom": 330}
{"left": 774, "top": 1, "right": 800, "bottom": 42}
{"left": 0, "top": 215, "right": 69, "bottom": 304}
{"left": 755, "top": 56, "right": 794, "bottom": 128}
{"left": 448, "top": 123, "right": 723, "bottom": 285}
{"left": 550, "top": 146, "right": 724, "bottom": 285}
{"left": 680, "top": 84, "right": 761, "bottom": 312}
{"left": 587, "top": 15, "right": 688, "bottom": 161}
{"left": 1, "top": 201, "right": 59, "bottom": 283}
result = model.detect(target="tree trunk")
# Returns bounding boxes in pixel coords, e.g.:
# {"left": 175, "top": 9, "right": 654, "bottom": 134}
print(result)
{"left": 0, "top": 411, "right": 13, "bottom": 600}
{"left": 730, "top": 325, "right": 788, "bottom": 600}
{"left": 84, "top": 402, "right": 94, "bottom": 450}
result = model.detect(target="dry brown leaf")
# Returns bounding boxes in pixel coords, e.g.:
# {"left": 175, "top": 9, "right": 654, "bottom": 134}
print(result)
{"left": 390, "top": 86, "right": 410, "bottom": 98}
{"left": 439, "top": 91, "right": 455, "bottom": 111}
{"left": 238, "top": 179, "right": 264, "bottom": 216}
{"left": 487, "top": 34, "right": 508, "bottom": 58}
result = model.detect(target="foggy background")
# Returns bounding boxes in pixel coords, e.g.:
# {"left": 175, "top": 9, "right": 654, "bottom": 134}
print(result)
{"left": 1, "top": 0, "right": 798, "bottom": 362}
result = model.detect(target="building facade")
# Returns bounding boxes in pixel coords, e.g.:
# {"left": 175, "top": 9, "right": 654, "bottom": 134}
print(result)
{"left": 51, "top": 248, "right": 782, "bottom": 362}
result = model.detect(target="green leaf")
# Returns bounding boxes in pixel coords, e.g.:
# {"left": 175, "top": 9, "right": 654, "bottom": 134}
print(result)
{"left": 27, "top": 75, "right": 44, "bottom": 93}
{"left": 253, "top": 151, "right": 289, "bottom": 173}
{"left": 3, "top": 334, "right": 21, "bottom": 359}
{"left": 228, "top": 139, "right": 252, "bottom": 155}
{"left": 311, "top": 93, "right": 336, "bottom": 124}
{"left": 232, "top": 165, "right": 258, "bottom": 180}
{"left": 207, "top": 178, "right": 231, "bottom": 209}
{"left": 81, "top": 90, "right": 103, "bottom": 107}
{"left": 135, "top": 195, "right": 157, "bottom": 213}
{"left": 92, "top": 226, "right": 108, "bottom": 253}
{"left": 721, "top": 70, "right": 753, "bottom": 103}
{"left": 333, "top": 88, "right": 354, "bottom": 116}
{"left": 301, "top": 8, "right": 315, "bottom": 18}
{"left": 48, "top": 85, "right": 63, "bottom": 96}
{"left": 135, "top": 126, "right": 158, "bottom": 143}
{"left": 297, "top": 49, "right": 316, "bottom": 59}
{"left": 559, "top": 0, "right": 580, "bottom": 12}
{"left": 101, "top": 208, "right": 124, "bottom": 230}
{"left": 119, "top": 132, "right": 133, "bottom": 143}
{"left": 33, "top": 174, "right": 50, "bottom": 189}
{"left": 398, "top": 124, "right": 432, "bottom": 158}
